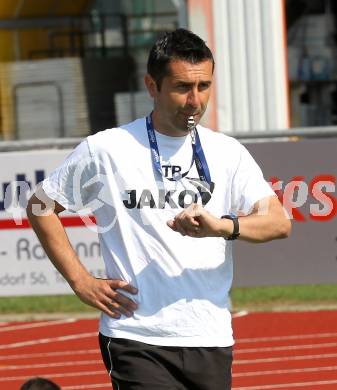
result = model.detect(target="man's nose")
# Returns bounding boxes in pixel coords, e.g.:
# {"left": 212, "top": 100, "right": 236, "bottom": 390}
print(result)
{"left": 187, "top": 88, "right": 200, "bottom": 108}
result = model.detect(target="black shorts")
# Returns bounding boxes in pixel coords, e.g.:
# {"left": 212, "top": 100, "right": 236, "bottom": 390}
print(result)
{"left": 99, "top": 333, "right": 233, "bottom": 390}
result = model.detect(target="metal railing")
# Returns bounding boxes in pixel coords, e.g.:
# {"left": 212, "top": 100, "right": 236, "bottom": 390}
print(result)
{"left": 0, "top": 12, "right": 178, "bottom": 60}
{"left": 232, "top": 126, "right": 337, "bottom": 142}
{"left": 1, "top": 126, "right": 337, "bottom": 152}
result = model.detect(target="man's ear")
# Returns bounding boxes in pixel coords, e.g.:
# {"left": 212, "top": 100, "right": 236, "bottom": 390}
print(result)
{"left": 144, "top": 74, "right": 158, "bottom": 97}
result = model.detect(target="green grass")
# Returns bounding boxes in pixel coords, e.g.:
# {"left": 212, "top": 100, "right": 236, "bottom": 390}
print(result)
{"left": 0, "top": 294, "right": 96, "bottom": 315}
{"left": 231, "top": 284, "right": 337, "bottom": 311}
{"left": 1, "top": 284, "right": 337, "bottom": 315}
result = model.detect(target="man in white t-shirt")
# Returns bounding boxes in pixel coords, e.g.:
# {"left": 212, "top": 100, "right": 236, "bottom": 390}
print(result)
{"left": 27, "top": 29, "right": 291, "bottom": 390}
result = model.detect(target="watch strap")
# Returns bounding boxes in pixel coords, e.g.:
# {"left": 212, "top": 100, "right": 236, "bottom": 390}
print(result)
{"left": 221, "top": 214, "right": 240, "bottom": 240}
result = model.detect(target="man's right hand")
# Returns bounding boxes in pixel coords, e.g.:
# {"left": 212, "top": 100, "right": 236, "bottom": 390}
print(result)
{"left": 72, "top": 274, "right": 138, "bottom": 319}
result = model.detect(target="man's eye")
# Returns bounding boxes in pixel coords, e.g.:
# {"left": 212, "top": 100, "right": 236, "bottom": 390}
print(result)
{"left": 199, "top": 83, "right": 210, "bottom": 91}
{"left": 176, "top": 84, "right": 189, "bottom": 91}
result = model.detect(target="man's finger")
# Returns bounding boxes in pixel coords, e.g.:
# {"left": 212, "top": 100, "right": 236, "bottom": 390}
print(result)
{"left": 113, "top": 291, "right": 138, "bottom": 311}
{"left": 110, "top": 280, "right": 138, "bottom": 294}
{"left": 108, "top": 300, "right": 134, "bottom": 317}
{"left": 167, "top": 220, "right": 177, "bottom": 231}
{"left": 187, "top": 217, "right": 200, "bottom": 227}
{"left": 176, "top": 211, "right": 200, "bottom": 226}
{"left": 173, "top": 219, "right": 187, "bottom": 236}
{"left": 96, "top": 301, "right": 121, "bottom": 319}
{"left": 100, "top": 294, "right": 135, "bottom": 318}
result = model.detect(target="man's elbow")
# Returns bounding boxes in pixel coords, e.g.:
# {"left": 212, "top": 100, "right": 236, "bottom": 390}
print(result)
{"left": 26, "top": 196, "right": 35, "bottom": 221}
{"left": 277, "top": 218, "right": 292, "bottom": 239}
{"left": 26, "top": 195, "right": 44, "bottom": 229}
{"left": 26, "top": 193, "right": 56, "bottom": 223}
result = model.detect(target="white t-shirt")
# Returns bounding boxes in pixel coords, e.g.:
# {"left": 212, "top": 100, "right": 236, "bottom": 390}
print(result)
{"left": 43, "top": 117, "right": 275, "bottom": 347}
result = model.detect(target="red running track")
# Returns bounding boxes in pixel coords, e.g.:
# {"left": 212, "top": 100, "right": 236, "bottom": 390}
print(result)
{"left": 1, "top": 311, "right": 337, "bottom": 389}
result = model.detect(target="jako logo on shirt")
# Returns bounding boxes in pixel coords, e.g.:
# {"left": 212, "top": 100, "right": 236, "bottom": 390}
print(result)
{"left": 123, "top": 178, "right": 215, "bottom": 209}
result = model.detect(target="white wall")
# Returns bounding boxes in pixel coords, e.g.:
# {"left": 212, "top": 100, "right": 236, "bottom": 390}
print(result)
{"left": 212, "top": 0, "right": 289, "bottom": 133}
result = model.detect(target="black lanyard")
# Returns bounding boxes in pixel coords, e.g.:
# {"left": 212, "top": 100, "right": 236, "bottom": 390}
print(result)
{"left": 146, "top": 113, "right": 211, "bottom": 187}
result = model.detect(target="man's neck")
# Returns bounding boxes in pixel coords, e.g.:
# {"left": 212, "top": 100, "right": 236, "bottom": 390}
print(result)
{"left": 151, "top": 111, "right": 189, "bottom": 138}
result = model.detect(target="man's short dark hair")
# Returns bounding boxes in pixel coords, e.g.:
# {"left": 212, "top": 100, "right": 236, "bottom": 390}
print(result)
{"left": 147, "top": 28, "right": 215, "bottom": 90}
{"left": 20, "top": 377, "right": 61, "bottom": 390}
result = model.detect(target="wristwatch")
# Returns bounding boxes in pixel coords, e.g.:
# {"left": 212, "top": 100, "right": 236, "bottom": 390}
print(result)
{"left": 221, "top": 214, "right": 240, "bottom": 240}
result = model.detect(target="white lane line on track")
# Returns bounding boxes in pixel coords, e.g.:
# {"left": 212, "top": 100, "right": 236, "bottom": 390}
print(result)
{"left": 0, "top": 332, "right": 97, "bottom": 350}
{"left": 0, "top": 318, "right": 77, "bottom": 333}
{"left": 232, "top": 311, "right": 249, "bottom": 318}
{"left": 0, "top": 349, "right": 100, "bottom": 361}
{"left": 63, "top": 384, "right": 111, "bottom": 389}
{"left": 0, "top": 359, "right": 102, "bottom": 370}
{"left": 233, "top": 379, "right": 337, "bottom": 389}
{"left": 235, "top": 341, "right": 337, "bottom": 354}
{"left": 0, "top": 370, "right": 106, "bottom": 382}
{"left": 235, "top": 352, "right": 337, "bottom": 364}
{"left": 236, "top": 332, "right": 337, "bottom": 344}
{"left": 233, "top": 365, "right": 337, "bottom": 377}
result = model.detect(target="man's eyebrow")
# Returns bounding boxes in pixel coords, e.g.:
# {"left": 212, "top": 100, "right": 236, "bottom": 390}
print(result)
{"left": 173, "top": 80, "right": 211, "bottom": 85}
{"left": 174, "top": 80, "right": 194, "bottom": 85}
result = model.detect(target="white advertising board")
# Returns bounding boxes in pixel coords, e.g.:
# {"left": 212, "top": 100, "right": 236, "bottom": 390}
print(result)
{"left": 235, "top": 138, "right": 337, "bottom": 287}
{"left": 0, "top": 149, "right": 106, "bottom": 296}
{"left": 2, "top": 138, "right": 337, "bottom": 295}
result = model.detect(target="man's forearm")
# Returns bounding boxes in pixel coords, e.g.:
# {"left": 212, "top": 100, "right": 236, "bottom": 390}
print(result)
{"left": 27, "top": 205, "right": 90, "bottom": 290}
{"left": 218, "top": 196, "right": 291, "bottom": 243}
{"left": 26, "top": 194, "right": 138, "bottom": 318}
{"left": 219, "top": 212, "right": 291, "bottom": 243}
{"left": 168, "top": 196, "right": 291, "bottom": 242}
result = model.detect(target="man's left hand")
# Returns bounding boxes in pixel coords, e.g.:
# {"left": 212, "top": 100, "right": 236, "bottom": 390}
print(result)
{"left": 167, "top": 203, "right": 229, "bottom": 238}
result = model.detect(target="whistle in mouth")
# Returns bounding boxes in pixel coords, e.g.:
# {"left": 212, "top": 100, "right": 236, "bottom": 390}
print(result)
{"left": 187, "top": 116, "right": 195, "bottom": 131}
{"left": 187, "top": 115, "right": 196, "bottom": 144}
